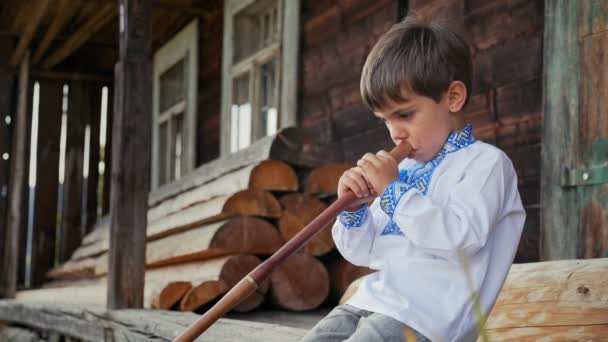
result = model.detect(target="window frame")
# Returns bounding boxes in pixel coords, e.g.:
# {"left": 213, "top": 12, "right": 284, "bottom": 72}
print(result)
{"left": 151, "top": 19, "right": 198, "bottom": 189}
{"left": 221, "top": 0, "right": 300, "bottom": 156}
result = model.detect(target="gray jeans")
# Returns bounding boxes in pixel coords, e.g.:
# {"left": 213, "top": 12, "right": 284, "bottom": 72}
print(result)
{"left": 301, "top": 304, "right": 431, "bottom": 342}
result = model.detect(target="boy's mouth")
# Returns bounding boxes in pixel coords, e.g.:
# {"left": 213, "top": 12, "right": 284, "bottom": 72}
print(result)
{"left": 408, "top": 149, "right": 417, "bottom": 158}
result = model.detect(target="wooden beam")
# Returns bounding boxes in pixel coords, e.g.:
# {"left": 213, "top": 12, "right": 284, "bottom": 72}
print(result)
{"left": 1, "top": 51, "right": 29, "bottom": 298}
{"left": 32, "top": 0, "right": 81, "bottom": 65}
{"left": 107, "top": 0, "right": 152, "bottom": 309}
{"left": 31, "top": 70, "right": 112, "bottom": 82}
{"left": 9, "top": 0, "right": 50, "bottom": 67}
{"left": 41, "top": 2, "right": 117, "bottom": 70}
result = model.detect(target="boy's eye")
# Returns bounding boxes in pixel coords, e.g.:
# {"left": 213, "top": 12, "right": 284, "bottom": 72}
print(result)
{"left": 397, "top": 112, "right": 414, "bottom": 119}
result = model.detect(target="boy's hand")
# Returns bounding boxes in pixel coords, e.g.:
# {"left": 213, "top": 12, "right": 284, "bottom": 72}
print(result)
{"left": 356, "top": 150, "right": 399, "bottom": 195}
{"left": 337, "top": 166, "right": 378, "bottom": 211}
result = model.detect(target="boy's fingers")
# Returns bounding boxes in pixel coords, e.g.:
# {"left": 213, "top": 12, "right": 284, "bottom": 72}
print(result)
{"left": 344, "top": 172, "right": 370, "bottom": 197}
{"left": 352, "top": 167, "right": 374, "bottom": 190}
{"left": 362, "top": 153, "right": 384, "bottom": 169}
{"left": 357, "top": 158, "right": 379, "bottom": 172}
{"left": 377, "top": 150, "right": 397, "bottom": 164}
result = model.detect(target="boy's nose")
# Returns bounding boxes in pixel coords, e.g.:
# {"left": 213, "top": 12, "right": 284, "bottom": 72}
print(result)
{"left": 389, "top": 126, "right": 408, "bottom": 142}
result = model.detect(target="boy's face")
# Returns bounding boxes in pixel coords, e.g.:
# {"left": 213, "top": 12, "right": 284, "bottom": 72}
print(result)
{"left": 373, "top": 90, "right": 456, "bottom": 163}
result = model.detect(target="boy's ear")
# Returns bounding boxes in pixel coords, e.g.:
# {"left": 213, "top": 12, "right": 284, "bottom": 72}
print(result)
{"left": 446, "top": 81, "right": 467, "bottom": 113}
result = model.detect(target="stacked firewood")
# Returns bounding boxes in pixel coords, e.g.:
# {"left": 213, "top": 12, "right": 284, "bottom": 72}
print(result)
{"left": 29, "top": 160, "right": 371, "bottom": 313}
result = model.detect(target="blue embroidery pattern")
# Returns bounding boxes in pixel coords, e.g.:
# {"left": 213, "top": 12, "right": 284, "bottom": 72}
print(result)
{"left": 338, "top": 204, "right": 369, "bottom": 229}
{"left": 379, "top": 125, "right": 476, "bottom": 236}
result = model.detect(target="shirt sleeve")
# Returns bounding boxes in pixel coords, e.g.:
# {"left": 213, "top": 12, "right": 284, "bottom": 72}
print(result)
{"left": 332, "top": 203, "right": 376, "bottom": 267}
{"left": 379, "top": 151, "right": 524, "bottom": 258}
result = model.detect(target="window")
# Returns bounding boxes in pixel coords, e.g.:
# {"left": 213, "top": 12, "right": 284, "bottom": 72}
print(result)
{"left": 221, "top": 0, "right": 300, "bottom": 155}
{"left": 152, "top": 20, "right": 198, "bottom": 189}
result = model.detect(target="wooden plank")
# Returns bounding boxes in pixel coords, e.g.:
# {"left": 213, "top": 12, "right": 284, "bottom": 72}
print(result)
{"left": 31, "top": 0, "right": 81, "bottom": 65}
{"left": 541, "top": 0, "right": 608, "bottom": 259}
{"left": 1, "top": 51, "right": 30, "bottom": 298}
{"left": 107, "top": 0, "right": 152, "bottom": 310}
{"left": 30, "top": 79, "right": 62, "bottom": 286}
{"left": 41, "top": 2, "right": 118, "bottom": 70}
{"left": 0, "top": 325, "right": 42, "bottom": 342}
{"left": 0, "top": 300, "right": 307, "bottom": 341}
{"left": 9, "top": 0, "right": 50, "bottom": 67}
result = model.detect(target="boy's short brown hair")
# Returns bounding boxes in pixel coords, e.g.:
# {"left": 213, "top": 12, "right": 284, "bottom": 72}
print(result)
{"left": 360, "top": 15, "right": 472, "bottom": 110}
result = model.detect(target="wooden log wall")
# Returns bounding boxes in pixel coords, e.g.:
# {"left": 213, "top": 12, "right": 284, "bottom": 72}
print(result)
{"left": 299, "top": 0, "right": 543, "bottom": 262}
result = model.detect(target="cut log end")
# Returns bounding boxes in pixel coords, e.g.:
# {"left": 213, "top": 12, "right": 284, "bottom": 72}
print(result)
{"left": 270, "top": 252, "right": 329, "bottom": 311}
{"left": 250, "top": 160, "right": 299, "bottom": 191}
{"left": 153, "top": 281, "right": 192, "bottom": 310}
{"left": 304, "top": 163, "right": 352, "bottom": 195}
{"left": 223, "top": 189, "right": 282, "bottom": 218}
{"left": 179, "top": 254, "right": 268, "bottom": 312}
{"left": 279, "top": 193, "right": 335, "bottom": 256}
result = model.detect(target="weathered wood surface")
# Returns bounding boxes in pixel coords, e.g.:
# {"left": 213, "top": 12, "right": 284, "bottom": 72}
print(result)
{"left": 337, "top": 259, "right": 608, "bottom": 341}
{"left": 0, "top": 300, "right": 308, "bottom": 341}
{"left": 46, "top": 257, "right": 97, "bottom": 280}
{"left": 0, "top": 325, "right": 43, "bottom": 342}
{"left": 542, "top": 0, "right": 608, "bottom": 260}
{"left": 107, "top": 0, "right": 152, "bottom": 309}
{"left": 279, "top": 193, "right": 335, "bottom": 256}
{"left": 485, "top": 259, "right": 608, "bottom": 337}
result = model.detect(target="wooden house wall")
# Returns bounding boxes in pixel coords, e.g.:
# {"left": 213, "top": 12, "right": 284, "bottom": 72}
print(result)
{"left": 0, "top": 0, "right": 544, "bottom": 285}
{"left": 298, "top": 0, "right": 543, "bottom": 262}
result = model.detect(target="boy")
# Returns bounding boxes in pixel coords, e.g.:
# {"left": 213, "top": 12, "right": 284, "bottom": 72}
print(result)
{"left": 301, "top": 15, "right": 526, "bottom": 342}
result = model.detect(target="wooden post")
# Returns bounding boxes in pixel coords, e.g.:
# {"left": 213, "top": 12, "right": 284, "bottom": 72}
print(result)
{"left": 58, "top": 80, "right": 86, "bottom": 263}
{"left": 107, "top": 0, "right": 152, "bottom": 309}
{"left": 30, "top": 79, "right": 62, "bottom": 286}
{"left": 1, "top": 51, "right": 30, "bottom": 297}
{"left": 83, "top": 82, "right": 101, "bottom": 234}
{"left": 0, "top": 67, "right": 15, "bottom": 297}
